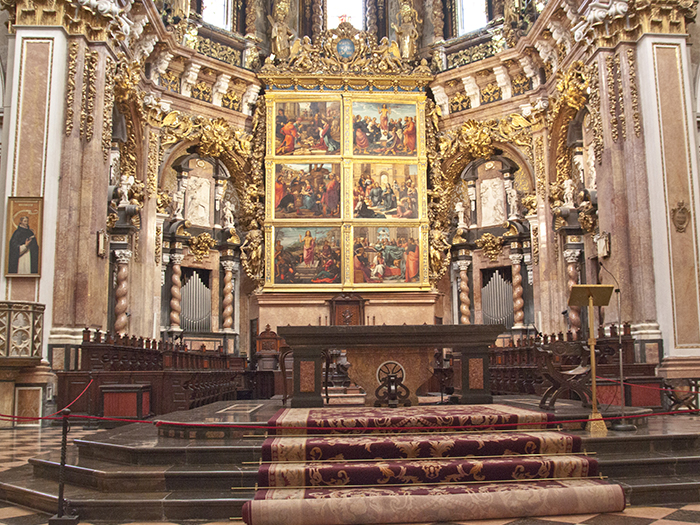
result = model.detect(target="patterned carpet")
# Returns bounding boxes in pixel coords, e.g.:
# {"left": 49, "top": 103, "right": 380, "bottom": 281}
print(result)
{"left": 1, "top": 426, "right": 699, "bottom": 525}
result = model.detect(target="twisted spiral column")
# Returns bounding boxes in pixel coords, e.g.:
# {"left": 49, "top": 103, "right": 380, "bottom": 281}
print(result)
{"left": 169, "top": 253, "right": 184, "bottom": 330}
{"left": 113, "top": 250, "right": 132, "bottom": 335}
{"left": 457, "top": 260, "right": 471, "bottom": 325}
{"left": 563, "top": 249, "right": 582, "bottom": 332}
{"left": 221, "top": 261, "right": 236, "bottom": 331}
{"left": 510, "top": 253, "right": 525, "bottom": 328}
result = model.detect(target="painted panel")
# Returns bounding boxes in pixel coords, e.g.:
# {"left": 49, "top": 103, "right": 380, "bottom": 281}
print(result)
{"left": 273, "top": 226, "right": 342, "bottom": 284}
{"left": 351, "top": 101, "right": 417, "bottom": 156}
{"left": 353, "top": 226, "right": 421, "bottom": 284}
{"left": 274, "top": 163, "right": 342, "bottom": 218}
{"left": 353, "top": 163, "right": 419, "bottom": 219}
{"left": 274, "top": 100, "right": 341, "bottom": 156}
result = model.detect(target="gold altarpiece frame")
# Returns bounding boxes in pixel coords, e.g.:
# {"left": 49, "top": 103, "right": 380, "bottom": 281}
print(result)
{"left": 264, "top": 91, "right": 430, "bottom": 291}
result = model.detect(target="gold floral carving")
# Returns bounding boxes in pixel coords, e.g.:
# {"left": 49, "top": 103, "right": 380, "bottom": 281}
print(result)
{"left": 196, "top": 36, "right": 241, "bottom": 66}
{"left": 102, "top": 57, "right": 116, "bottom": 161}
{"left": 65, "top": 42, "right": 79, "bottom": 135}
{"left": 156, "top": 191, "right": 171, "bottom": 214}
{"left": 221, "top": 89, "right": 240, "bottom": 111}
{"left": 480, "top": 82, "right": 502, "bottom": 104}
{"left": 606, "top": 55, "right": 619, "bottom": 143}
{"left": 449, "top": 92, "right": 471, "bottom": 113}
{"left": 614, "top": 52, "right": 626, "bottom": 140}
{"left": 446, "top": 40, "right": 502, "bottom": 69}
{"left": 160, "top": 71, "right": 180, "bottom": 93}
{"left": 1, "top": 0, "right": 132, "bottom": 40}
{"left": 475, "top": 233, "right": 504, "bottom": 262}
{"left": 531, "top": 225, "right": 539, "bottom": 265}
{"left": 522, "top": 194, "right": 537, "bottom": 215}
{"left": 511, "top": 73, "right": 531, "bottom": 96}
{"left": 548, "top": 62, "right": 589, "bottom": 210}
{"left": 258, "top": 22, "right": 432, "bottom": 92}
{"left": 189, "top": 233, "right": 218, "bottom": 261}
{"left": 155, "top": 227, "right": 162, "bottom": 265}
{"left": 671, "top": 201, "right": 691, "bottom": 233}
{"left": 106, "top": 212, "right": 119, "bottom": 230}
{"left": 587, "top": 62, "right": 603, "bottom": 164}
{"left": 80, "top": 49, "right": 99, "bottom": 142}
{"left": 627, "top": 48, "right": 642, "bottom": 137}
{"left": 433, "top": 0, "right": 444, "bottom": 40}
{"left": 245, "top": 0, "right": 256, "bottom": 34}
{"left": 147, "top": 130, "right": 159, "bottom": 198}
{"left": 191, "top": 81, "right": 212, "bottom": 103}
{"left": 577, "top": 199, "right": 598, "bottom": 233}
{"left": 535, "top": 136, "right": 546, "bottom": 198}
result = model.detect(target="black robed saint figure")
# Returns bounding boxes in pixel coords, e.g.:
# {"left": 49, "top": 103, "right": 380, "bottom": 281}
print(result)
{"left": 8, "top": 216, "right": 39, "bottom": 274}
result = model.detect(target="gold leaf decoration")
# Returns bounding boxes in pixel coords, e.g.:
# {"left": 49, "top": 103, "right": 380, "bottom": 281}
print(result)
{"left": 475, "top": 233, "right": 504, "bottom": 262}
{"left": 189, "top": 233, "right": 217, "bottom": 262}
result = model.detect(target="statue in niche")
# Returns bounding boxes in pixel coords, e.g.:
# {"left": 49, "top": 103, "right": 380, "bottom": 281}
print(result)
{"left": 222, "top": 200, "right": 235, "bottom": 229}
{"left": 507, "top": 185, "right": 521, "bottom": 219}
{"left": 563, "top": 178, "right": 575, "bottom": 208}
{"left": 392, "top": 1, "right": 422, "bottom": 61}
{"left": 171, "top": 177, "right": 188, "bottom": 219}
{"left": 268, "top": 1, "right": 295, "bottom": 60}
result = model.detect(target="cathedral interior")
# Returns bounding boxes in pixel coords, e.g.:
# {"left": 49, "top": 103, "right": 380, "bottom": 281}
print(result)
{"left": 1, "top": 0, "right": 700, "bottom": 521}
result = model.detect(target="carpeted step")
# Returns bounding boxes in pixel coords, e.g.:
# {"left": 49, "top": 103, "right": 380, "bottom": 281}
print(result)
{"left": 258, "top": 454, "right": 598, "bottom": 487}
{"left": 262, "top": 431, "right": 582, "bottom": 462}
{"left": 269, "top": 405, "right": 552, "bottom": 435}
{"left": 242, "top": 478, "right": 626, "bottom": 525}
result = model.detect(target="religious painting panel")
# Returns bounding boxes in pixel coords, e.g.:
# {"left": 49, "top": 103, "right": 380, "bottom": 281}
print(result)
{"left": 5, "top": 197, "right": 42, "bottom": 277}
{"left": 353, "top": 163, "right": 419, "bottom": 219}
{"left": 353, "top": 226, "right": 421, "bottom": 284}
{"left": 273, "top": 226, "right": 342, "bottom": 285}
{"left": 274, "top": 100, "right": 342, "bottom": 156}
{"left": 351, "top": 101, "right": 418, "bottom": 157}
{"left": 274, "top": 163, "right": 342, "bottom": 219}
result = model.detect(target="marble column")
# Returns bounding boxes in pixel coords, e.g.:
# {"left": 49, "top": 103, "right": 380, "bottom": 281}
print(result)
{"left": 113, "top": 250, "right": 132, "bottom": 335}
{"left": 510, "top": 253, "right": 525, "bottom": 329}
{"left": 169, "top": 253, "right": 184, "bottom": 331}
{"left": 221, "top": 260, "right": 236, "bottom": 332}
{"left": 457, "top": 260, "right": 471, "bottom": 325}
{"left": 563, "top": 249, "right": 582, "bottom": 333}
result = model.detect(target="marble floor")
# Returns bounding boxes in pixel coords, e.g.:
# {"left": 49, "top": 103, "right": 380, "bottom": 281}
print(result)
{"left": 1, "top": 404, "right": 699, "bottom": 525}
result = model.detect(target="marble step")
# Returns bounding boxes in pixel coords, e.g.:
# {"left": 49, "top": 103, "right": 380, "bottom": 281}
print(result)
{"left": 583, "top": 433, "right": 700, "bottom": 456}
{"left": 617, "top": 476, "right": 700, "bottom": 506}
{"left": 75, "top": 436, "right": 264, "bottom": 465}
{"left": 596, "top": 452, "right": 700, "bottom": 479}
{"left": 0, "top": 464, "right": 255, "bottom": 521}
{"left": 29, "top": 452, "right": 259, "bottom": 492}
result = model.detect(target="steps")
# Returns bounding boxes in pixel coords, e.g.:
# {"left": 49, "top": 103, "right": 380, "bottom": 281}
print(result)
{"left": 1, "top": 400, "right": 700, "bottom": 521}
{"left": 584, "top": 431, "right": 700, "bottom": 505}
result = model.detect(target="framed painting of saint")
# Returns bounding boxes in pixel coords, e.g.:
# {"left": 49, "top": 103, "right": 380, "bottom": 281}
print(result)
{"left": 273, "top": 226, "right": 342, "bottom": 285}
{"left": 274, "top": 163, "right": 342, "bottom": 219}
{"left": 353, "top": 226, "right": 421, "bottom": 284}
{"left": 351, "top": 101, "right": 418, "bottom": 157}
{"left": 274, "top": 100, "right": 341, "bottom": 156}
{"left": 353, "top": 163, "right": 419, "bottom": 219}
{"left": 5, "top": 197, "right": 42, "bottom": 277}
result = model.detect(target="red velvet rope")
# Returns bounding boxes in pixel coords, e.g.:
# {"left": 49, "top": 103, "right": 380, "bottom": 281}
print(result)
{"left": 3, "top": 408, "right": 698, "bottom": 431}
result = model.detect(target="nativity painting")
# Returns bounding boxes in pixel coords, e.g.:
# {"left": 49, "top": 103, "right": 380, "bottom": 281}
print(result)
{"left": 352, "top": 101, "right": 418, "bottom": 156}
{"left": 353, "top": 163, "right": 419, "bottom": 219}
{"left": 274, "top": 163, "right": 342, "bottom": 219}
{"left": 353, "top": 226, "right": 420, "bottom": 284}
{"left": 274, "top": 226, "right": 342, "bottom": 285}
{"left": 275, "top": 100, "right": 342, "bottom": 156}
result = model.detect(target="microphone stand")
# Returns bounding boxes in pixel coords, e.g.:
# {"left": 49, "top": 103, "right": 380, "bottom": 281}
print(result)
{"left": 600, "top": 262, "right": 636, "bottom": 431}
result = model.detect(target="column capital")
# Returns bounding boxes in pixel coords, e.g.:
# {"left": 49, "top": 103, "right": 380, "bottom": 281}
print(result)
{"left": 170, "top": 253, "right": 185, "bottom": 265}
{"left": 563, "top": 249, "right": 582, "bottom": 264}
{"left": 509, "top": 253, "right": 524, "bottom": 265}
{"left": 457, "top": 260, "right": 471, "bottom": 272}
{"left": 114, "top": 249, "right": 133, "bottom": 264}
{"left": 221, "top": 260, "right": 238, "bottom": 272}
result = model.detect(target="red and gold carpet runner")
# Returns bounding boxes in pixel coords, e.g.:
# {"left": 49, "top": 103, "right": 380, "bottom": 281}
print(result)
{"left": 242, "top": 405, "right": 625, "bottom": 525}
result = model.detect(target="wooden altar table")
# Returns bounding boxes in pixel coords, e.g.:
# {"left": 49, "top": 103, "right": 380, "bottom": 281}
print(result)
{"left": 276, "top": 324, "right": 504, "bottom": 408}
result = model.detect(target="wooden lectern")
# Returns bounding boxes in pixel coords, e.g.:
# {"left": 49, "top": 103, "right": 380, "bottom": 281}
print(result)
{"left": 568, "top": 284, "right": 614, "bottom": 435}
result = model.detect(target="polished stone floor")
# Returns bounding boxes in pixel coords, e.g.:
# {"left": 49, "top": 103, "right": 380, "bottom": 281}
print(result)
{"left": 1, "top": 398, "right": 699, "bottom": 525}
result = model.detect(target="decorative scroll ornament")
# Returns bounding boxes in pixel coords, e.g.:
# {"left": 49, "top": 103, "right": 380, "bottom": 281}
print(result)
{"left": 522, "top": 194, "right": 537, "bottom": 215}
{"left": 156, "top": 191, "right": 172, "bottom": 214}
{"left": 65, "top": 42, "right": 79, "bottom": 135}
{"left": 189, "top": 233, "right": 217, "bottom": 262}
{"left": 671, "top": 201, "right": 691, "bottom": 233}
{"left": 476, "top": 233, "right": 505, "bottom": 262}
{"left": 258, "top": 21, "right": 433, "bottom": 91}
